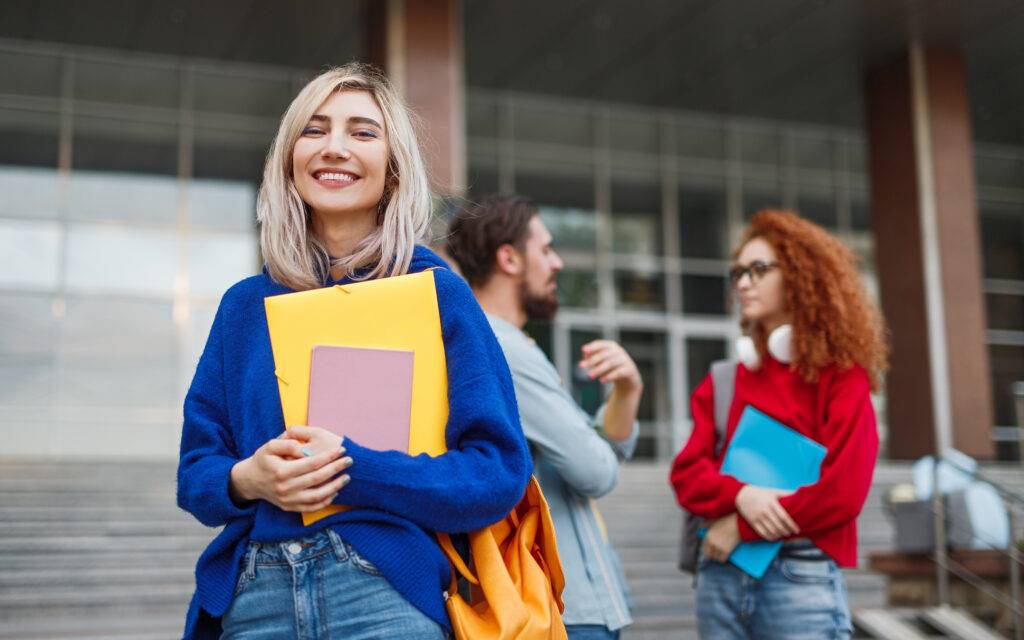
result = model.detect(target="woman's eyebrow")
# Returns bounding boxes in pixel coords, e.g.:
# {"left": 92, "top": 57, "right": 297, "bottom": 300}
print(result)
{"left": 349, "top": 116, "right": 383, "bottom": 129}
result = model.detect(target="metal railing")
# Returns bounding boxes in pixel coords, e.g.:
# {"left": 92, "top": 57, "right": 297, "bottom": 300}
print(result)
{"left": 931, "top": 455, "right": 1024, "bottom": 640}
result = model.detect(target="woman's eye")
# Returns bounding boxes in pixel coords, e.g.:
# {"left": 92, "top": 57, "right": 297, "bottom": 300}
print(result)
{"left": 302, "top": 126, "right": 325, "bottom": 136}
{"left": 353, "top": 129, "right": 379, "bottom": 139}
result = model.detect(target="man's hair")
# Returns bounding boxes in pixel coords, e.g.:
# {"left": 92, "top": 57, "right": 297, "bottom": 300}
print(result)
{"left": 446, "top": 194, "right": 538, "bottom": 288}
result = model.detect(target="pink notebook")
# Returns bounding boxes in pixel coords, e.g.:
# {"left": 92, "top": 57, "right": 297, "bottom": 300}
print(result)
{"left": 307, "top": 345, "right": 414, "bottom": 452}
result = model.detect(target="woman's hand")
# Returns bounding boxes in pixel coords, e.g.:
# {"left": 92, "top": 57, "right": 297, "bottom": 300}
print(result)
{"left": 702, "top": 514, "right": 741, "bottom": 562}
{"left": 735, "top": 485, "right": 799, "bottom": 540}
{"left": 229, "top": 430, "right": 352, "bottom": 513}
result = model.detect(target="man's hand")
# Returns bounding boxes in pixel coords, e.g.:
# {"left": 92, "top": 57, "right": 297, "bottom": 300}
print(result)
{"left": 579, "top": 340, "right": 643, "bottom": 392}
{"left": 702, "top": 514, "right": 741, "bottom": 563}
{"left": 735, "top": 485, "right": 799, "bottom": 541}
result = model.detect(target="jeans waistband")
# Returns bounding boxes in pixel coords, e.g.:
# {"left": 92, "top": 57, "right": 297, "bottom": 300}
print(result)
{"left": 247, "top": 529, "right": 348, "bottom": 566}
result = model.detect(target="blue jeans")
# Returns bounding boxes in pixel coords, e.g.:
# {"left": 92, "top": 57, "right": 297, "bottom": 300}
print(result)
{"left": 695, "top": 549, "right": 852, "bottom": 640}
{"left": 221, "top": 529, "right": 447, "bottom": 639}
{"left": 566, "top": 624, "right": 621, "bottom": 640}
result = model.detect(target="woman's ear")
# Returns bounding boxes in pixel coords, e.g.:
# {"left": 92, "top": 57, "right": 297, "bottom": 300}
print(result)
{"left": 494, "top": 243, "right": 524, "bottom": 277}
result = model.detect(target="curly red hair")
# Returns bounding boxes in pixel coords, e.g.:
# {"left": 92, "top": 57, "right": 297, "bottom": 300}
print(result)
{"left": 734, "top": 210, "right": 889, "bottom": 391}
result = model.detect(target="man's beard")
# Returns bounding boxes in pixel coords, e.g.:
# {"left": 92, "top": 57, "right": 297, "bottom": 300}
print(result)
{"left": 519, "top": 278, "right": 559, "bottom": 322}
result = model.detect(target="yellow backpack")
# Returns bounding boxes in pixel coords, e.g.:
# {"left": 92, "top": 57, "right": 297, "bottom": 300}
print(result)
{"left": 436, "top": 476, "right": 567, "bottom": 640}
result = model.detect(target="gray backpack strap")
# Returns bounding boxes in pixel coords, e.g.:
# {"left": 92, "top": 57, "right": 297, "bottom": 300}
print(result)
{"left": 709, "top": 359, "right": 738, "bottom": 457}
{"left": 678, "top": 358, "right": 739, "bottom": 575}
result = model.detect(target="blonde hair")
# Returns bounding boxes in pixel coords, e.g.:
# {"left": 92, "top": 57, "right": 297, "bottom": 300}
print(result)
{"left": 257, "top": 63, "right": 432, "bottom": 290}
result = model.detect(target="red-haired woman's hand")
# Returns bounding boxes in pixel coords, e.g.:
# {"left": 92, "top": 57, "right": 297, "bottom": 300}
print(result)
{"left": 735, "top": 485, "right": 800, "bottom": 540}
{"left": 702, "top": 514, "right": 741, "bottom": 562}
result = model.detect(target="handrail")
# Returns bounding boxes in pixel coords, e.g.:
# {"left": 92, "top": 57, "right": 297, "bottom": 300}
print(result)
{"left": 930, "top": 454, "right": 1024, "bottom": 640}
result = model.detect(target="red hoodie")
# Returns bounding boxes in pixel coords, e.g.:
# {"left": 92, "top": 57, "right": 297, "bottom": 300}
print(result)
{"left": 669, "top": 356, "right": 879, "bottom": 567}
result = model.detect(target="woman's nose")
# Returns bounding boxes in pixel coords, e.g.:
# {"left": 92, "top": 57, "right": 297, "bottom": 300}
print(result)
{"left": 321, "top": 133, "right": 351, "bottom": 159}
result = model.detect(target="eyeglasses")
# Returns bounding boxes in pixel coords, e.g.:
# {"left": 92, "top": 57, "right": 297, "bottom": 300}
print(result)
{"left": 728, "top": 260, "right": 779, "bottom": 287}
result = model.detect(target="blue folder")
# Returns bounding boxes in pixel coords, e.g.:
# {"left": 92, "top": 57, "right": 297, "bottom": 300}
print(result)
{"left": 718, "top": 406, "right": 827, "bottom": 578}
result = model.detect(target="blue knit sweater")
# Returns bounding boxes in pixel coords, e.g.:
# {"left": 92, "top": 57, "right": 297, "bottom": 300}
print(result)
{"left": 177, "top": 246, "right": 531, "bottom": 639}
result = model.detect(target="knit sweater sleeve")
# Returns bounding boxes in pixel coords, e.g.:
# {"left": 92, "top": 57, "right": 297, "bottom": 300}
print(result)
{"left": 176, "top": 294, "right": 254, "bottom": 527}
{"left": 335, "top": 269, "right": 532, "bottom": 533}
{"left": 738, "top": 365, "right": 879, "bottom": 541}
{"left": 669, "top": 374, "right": 745, "bottom": 519}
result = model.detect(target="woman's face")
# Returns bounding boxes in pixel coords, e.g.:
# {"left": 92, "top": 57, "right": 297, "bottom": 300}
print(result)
{"left": 733, "top": 237, "right": 787, "bottom": 326}
{"left": 291, "top": 89, "right": 389, "bottom": 224}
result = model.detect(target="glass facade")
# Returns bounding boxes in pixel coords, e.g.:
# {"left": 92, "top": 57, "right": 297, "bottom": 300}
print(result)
{"left": 0, "top": 38, "right": 1020, "bottom": 461}
{"left": 0, "top": 41, "right": 292, "bottom": 456}
{"left": 466, "top": 90, "right": 879, "bottom": 460}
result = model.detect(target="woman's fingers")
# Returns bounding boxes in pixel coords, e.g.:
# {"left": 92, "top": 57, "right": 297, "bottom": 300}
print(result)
{"left": 772, "top": 502, "right": 800, "bottom": 535}
{"left": 265, "top": 437, "right": 308, "bottom": 460}
{"left": 291, "top": 474, "right": 350, "bottom": 510}
{"left": 278, "top": 455, "right": 353, "bottom": 494}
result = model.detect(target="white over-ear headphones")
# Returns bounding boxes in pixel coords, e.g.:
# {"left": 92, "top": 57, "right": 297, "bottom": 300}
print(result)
{"left": 735, "top": 324, "right": 792, "bottom": 371}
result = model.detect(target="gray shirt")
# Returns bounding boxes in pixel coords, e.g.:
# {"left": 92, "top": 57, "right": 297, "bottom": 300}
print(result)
{"left": 487, "top": 314, "right": 636, "bottom": 631}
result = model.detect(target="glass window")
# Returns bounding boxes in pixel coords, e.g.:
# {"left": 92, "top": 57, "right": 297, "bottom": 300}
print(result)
{"left": 0, "top": 293, "right": 58, "bottom": 406}
{"left": 851, "top": 193, "right": 871, "bottom": 231}
{"left": 513, "top": 104, "right": 592, "bottom": 147}
{"left": 610, "top": 113, "right": 659, "bottom": 154}
{"left": 194, "top": 69, "right": 293, "bottom": 118}
{"left": 989, "top": 344, "right": 1024, "bottom": 461}
{"left": 612, "top": 180, "right": 661, "bottom": 255}
{"left": 682, "top": 275, "right": 728, "bottom": 315}
{"left": 188, "top": 233, "right": 258, "bottom": 297}
{"left": 75, "top": 58, "right": 180, "bottom": 108}
{"left": 847, "top": 140, "right": 868, "bottom": 175}
{"left": 570, "top": 328, "right": 604, "bottom": 415}
{"left": 0, "top": 49, "right": 61, "bottom": 97}
{"left": 621, "top": 330, "right": 667, "bottom": 460}
{"left": 986, "top": 294, "right": 1024, "bottom": 332}
{"left": 558, "top": 269, "right": 598, "bottom": 309}
{"left": 68, "top": 171, "right": 179, "bottom": 225}
{"left": 975, "top": 155, "right": 1023, "bottom": 189}
{"left": 192, "top": 121, "right": 271, "bottom": 183}
{"left": 518, "top": 172, "right": 596, "bottom": 252}
{"left": 0, "top": 219, "right": 61, "bottom": 291}
{"left": 743, "top": 182, "right": 782, "bottom": 219}
{"left": 791, "top": 135, "right": 834, "bottom": 170}
{"left": 0, "top": 165, "right": 61, "bottom": 219}
{"left": 65, "top": 224, "right": 178, "bottom": 296}
{"left": 467, "top": 167, "right": 499, "bottom": 200}
{"left": 58, "top": 297, "right": 177, "bottom": 409}
{"left": 686, "top": 337, "right": 727, "bottom": 399}
{"left": 677, "top": 121, "right": 725, "bottom": 160}
{"left": 680, "top": 184, "right": 726, "bottom": 259}
{"left": 740, "top": 129, "right": 780, "bottom": 165}
{"left": 0, "top": 107, "right": 59, "bottom": 168}
{"left": 188, "top": 179, "right": 257, "bottom": 231}
{"left": 523, "top": 320, "right": 553, "bottom": 361}
{"left": 73, "top": 114, "right": 178, "bottom": 176}
{"left": 797, "top": 187, "right": 837, "bottom": 229}
{"left": 467, "top": 99, "right": 499, "bottom": 139}
{"left": 614, "top": 270, "right": 665, "bottom": 311}
{"left": 980, "top": 204, "right": 1024, "bottom": 280}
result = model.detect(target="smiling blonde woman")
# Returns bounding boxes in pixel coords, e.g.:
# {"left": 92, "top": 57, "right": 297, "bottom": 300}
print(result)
{"left": 176, "top": 63, "right": 531, "bottom": 640}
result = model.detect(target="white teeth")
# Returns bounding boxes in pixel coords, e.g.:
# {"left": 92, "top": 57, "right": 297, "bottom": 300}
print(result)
{"left": 317, "top": 172, "right": 356, "bottom": 182}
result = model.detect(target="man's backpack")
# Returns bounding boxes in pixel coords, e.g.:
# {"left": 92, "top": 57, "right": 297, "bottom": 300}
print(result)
{"left": 678, "top": 359, "right": 737, "bottom": 574}
{"left": 436, "top": 476, "right": 567, "bottom": 639}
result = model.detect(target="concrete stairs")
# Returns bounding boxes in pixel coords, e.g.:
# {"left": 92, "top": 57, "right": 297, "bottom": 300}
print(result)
{"left": 0, "top": 460, "right": 1021, "bottom": 639}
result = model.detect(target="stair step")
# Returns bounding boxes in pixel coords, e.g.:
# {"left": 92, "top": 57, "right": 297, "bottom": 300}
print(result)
{"left": 921, "top": 605, "right": 1005, "bottom": 640}
{"left": 0, "top": 566, "right": 194, "bottom": 588}
{"left": 854, "top": 608, "right": 932, "bottom": 639}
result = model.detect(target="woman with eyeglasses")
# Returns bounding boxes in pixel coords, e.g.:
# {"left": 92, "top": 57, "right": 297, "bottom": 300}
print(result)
{"left": 669, "top": 209, "right": 888, "bottom": 639}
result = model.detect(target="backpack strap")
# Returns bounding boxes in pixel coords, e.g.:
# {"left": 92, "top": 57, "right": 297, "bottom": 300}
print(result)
{"left": 709, "top": 359, "right": 738, "bottom": 458}
{"left": 437, "top": 532, "right": 479, "bottom": 586}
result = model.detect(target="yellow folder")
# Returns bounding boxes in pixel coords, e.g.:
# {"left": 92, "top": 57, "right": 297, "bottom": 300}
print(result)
{"left": 264, "top": 269, "right": 449, "bottom": 526}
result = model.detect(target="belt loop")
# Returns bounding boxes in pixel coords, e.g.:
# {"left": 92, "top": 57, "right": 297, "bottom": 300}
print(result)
{"left": 246, "top": 542, "right": 259, "bottom": 580}
{"left": 325, "top": 528, "right": 348, "bottom": 561}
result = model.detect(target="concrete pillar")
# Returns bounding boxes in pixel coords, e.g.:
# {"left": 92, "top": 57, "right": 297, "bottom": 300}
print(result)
{"left": 368, "top": 0, "right": 466, "bottom": 197}
{"left": 865, "top": 45, "right": 994, "bottom": 460}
